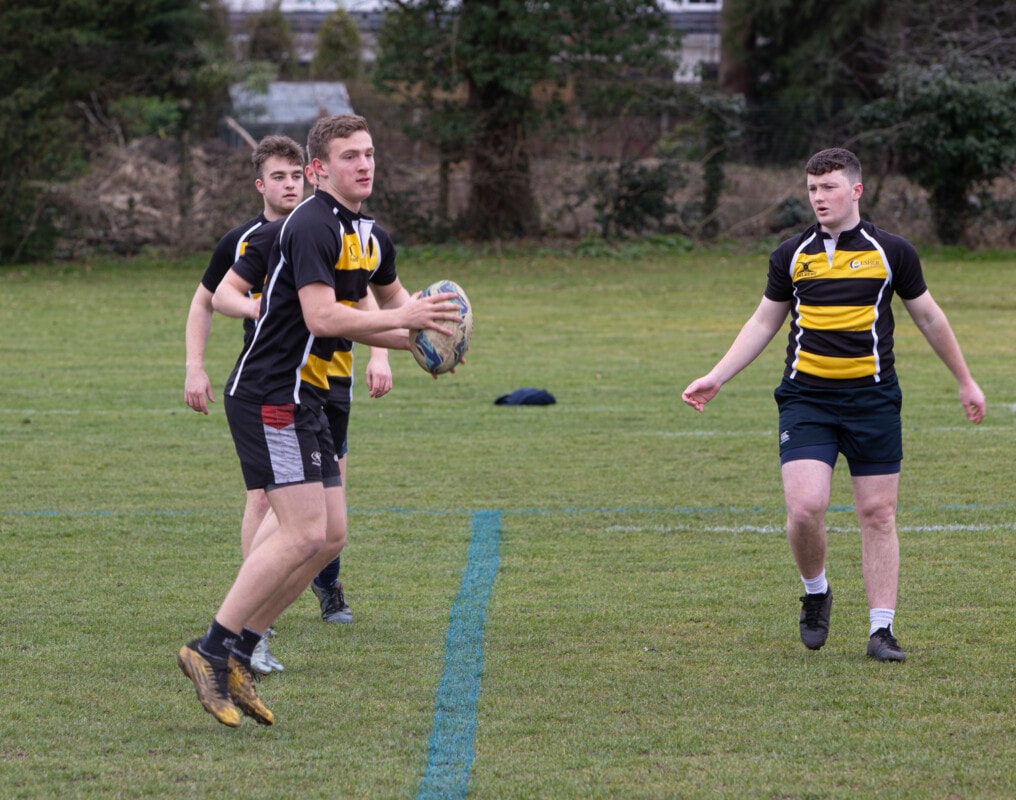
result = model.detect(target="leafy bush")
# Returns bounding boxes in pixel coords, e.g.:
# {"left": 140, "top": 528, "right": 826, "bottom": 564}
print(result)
{"left": 578, "top": 158, "right": 684, "bottom": 240}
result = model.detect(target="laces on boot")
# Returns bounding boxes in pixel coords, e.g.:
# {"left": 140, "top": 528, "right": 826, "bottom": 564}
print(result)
{"left": 799, "top": 594, "right": 826, "bottom": 628}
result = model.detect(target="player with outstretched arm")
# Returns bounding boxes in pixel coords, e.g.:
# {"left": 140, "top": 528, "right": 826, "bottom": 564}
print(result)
{"left": 681, "top": 147, "right": 984, "bottom": 663}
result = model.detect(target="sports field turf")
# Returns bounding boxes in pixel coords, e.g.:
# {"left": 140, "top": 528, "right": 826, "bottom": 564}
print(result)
{"left": 1, "top": 240, "right": 1014, "bottom": 798}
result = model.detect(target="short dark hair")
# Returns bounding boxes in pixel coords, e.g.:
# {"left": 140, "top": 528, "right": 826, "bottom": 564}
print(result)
{"left": 806, "top": 148, "right": 862, "bottom": 185}
{"left": 307, "top": 114, "right": 371, "bottom": 163}
{"left": 252, "top": 135, "right": 305, "bottom": 180}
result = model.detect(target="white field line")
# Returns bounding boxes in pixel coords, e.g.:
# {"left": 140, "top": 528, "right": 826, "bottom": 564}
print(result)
{"left": 0, "top": 408, "right": 189, "bottom": 416}
{"left": 607, "top": 523, "right": 1016, "bottom": 534}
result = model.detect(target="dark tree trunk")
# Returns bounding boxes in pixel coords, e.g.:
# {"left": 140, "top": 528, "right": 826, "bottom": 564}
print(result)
{"left": 466, "top": 114, "right": 541, "bottom": 238}
{"left": 930, "top": 184, "right": 970, "bottom": 245}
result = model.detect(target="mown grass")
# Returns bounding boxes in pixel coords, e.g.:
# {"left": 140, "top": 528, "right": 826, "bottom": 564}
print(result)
{"left": 1, "top": 240, "right": 1014, "bottom": 799}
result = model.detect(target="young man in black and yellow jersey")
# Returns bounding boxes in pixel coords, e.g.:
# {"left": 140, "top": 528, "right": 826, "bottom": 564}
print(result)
{"left": 185, "top": 136, "right": 305, "bottom": 565}
{"left": 682, "top": 148, "right": 985, "bottom": 663}
{"left": 184, "top": 135, "right": 371, "bottom": 677}
{"left": 177, "top": 115, "right": 461, "bottom": 727}
{"left": 213, "top": 162, "right": 396, "bottom": 635}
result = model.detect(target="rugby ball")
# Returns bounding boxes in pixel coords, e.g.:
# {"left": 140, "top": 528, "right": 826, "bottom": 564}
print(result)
{"left": 408, "top": 280, "right": 472, "bottom": 375}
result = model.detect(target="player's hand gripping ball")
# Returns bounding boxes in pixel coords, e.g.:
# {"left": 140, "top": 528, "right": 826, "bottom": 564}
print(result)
{"left": 408, "top": 280, "right": 472, "bottom": 375}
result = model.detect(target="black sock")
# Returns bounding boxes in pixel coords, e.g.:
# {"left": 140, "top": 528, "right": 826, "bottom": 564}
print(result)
{"left": 315, "top": 555, "right": 341, "bottom": 588}
{"left": 200, "top": 618, "right": 240, "bottom": 661}
{"left": 231, "top": 627, "right": 261, "bottom": 664}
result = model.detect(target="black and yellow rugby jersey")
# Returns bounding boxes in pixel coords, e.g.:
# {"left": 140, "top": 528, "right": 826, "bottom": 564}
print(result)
{"left": 765, "top": 220, "right": 928, "bottom": 388}
{"left": 200, "top": 213, "right": 267, "bottom": 294}
{"left": 327, "top": 201, "right": 397, "bottom": 409}
{"left": 231, "top": 216, "right": 285, "bottom": 304}
{"left": 201, "top": 213, "right": 267, "bottom": 346}
{"left": 225, "top": 189, "right": 397, "bottom": 408}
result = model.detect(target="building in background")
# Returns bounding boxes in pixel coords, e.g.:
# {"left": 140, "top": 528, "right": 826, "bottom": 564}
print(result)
{"left": 226, "top": 80, "right": 355, "bottom": 147}
{"left": 225, "top": 0, "right": 384, "bottom": 66}
{"left": 660, "top": 0, "right": 722, "bottom": 82}
{"left": 223, "top": 0, "right": 722, "bottom": 81}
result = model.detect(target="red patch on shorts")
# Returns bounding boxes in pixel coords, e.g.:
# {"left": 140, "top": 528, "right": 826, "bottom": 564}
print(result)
{"left": 261, "top": 403, "right": 296, "bottom": 430}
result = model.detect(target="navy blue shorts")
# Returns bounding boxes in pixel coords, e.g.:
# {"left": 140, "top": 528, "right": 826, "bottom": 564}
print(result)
{"left": 774, "top": 376, "right": 902, "bottom": 476}
{"left": 225, "top": 396, "right": 341, "bottom": 491}
{"left": 325, "top": 401, "right": 350, "bottom": 458}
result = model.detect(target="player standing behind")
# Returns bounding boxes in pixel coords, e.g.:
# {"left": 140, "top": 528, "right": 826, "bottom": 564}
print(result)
{"left": 185, "top": 135, "right": 306, "bottom": 417}
{"left": 681, "top": 147, "right": 985, "bottom": 662}
{"left": 300, "top": 163, "right": 391, "bottom": 629}
{"left": 183, "top": 134, "right": 304, "bottom": 565}
{"left": 177, "top": 113, "right": 462, "bottom": 727}
{"left": 184, "top": 135, "right": 304, "bottom": 673}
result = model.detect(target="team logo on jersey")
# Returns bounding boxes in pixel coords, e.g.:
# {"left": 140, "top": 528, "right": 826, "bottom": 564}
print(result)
{"left": 849, "top": 257, "right": 881, "bottom": 270}
{"left": 796, "top": 260, "right": 818, "bottom": 278}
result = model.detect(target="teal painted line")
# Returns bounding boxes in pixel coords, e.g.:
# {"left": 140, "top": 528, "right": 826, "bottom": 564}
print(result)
{"left": 418, "top": 510, "right": 501, "bottom": 800}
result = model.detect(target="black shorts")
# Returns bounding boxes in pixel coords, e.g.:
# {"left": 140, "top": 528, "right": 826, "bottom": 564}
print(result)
{"left": 225, "top": 396, "right": 341, "bottom": 491}
{"left": 325, "top": 400, "right": 350, "bottom": 458}
{"left": 774, "top": 376, "right": 902, "bottom": 476}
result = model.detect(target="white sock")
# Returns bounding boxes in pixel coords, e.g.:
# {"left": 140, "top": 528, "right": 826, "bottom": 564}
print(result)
{"left": 869, "top": 608, "right": 895, "bottom": 636}
{"left": 801, "top": 570, "right": 828, "bottom": 596}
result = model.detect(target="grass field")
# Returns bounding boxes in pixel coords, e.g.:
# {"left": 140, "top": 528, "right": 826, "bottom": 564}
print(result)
{"left": 1, "top": 239, "right": 1014, "bottom": 799}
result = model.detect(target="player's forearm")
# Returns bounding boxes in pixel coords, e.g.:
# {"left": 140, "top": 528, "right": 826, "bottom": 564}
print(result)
{"left": 908, "top": 297, "right": 975, "bottom": 385}
{"left": 308, "top": 303, "right": 405, "bottom": 340}
{"left": 353, "top": 292, "right": 407, "bottom": 348}
{"left": 374, "top": 284, "right": 411, "bottom": 310}
{"left": 212, "top": 287, "right": 258, "bottom": 320}
{"left": 185, "top": 305, "right": 213, "bottom": 370}
{"left": 922, "top": 320, "right": 975, "bottom": 386}
{"left": 356, "top": 331, "right": 410, "bottom": 350}
{"left": 710, "top": 315, "right": 781, "bottom": 384}
{"left": 303, "top": 283, "right": 457, "bottom": 339}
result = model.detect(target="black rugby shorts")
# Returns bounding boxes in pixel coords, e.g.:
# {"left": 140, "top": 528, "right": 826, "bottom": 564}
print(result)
{"left": 775, "top": 376, "right": 902, "bottom": 475}
{"left": 225, "top": 396, "right": 341, "bottom": 490}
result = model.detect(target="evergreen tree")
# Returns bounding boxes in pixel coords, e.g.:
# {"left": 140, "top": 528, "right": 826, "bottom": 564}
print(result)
{"left": 312, "top": 9, "right": 362, "bottom": 80}
{"left": 721, "top": 0, "right": 891, "bottom": 163}
{"left": 246, "top": 1, "right": 299, "bottom": 80}
{"left": 859, "top": 0, "right": 1016, "bottom": 243}
{"left": 375, "top": 0, "right": 680, "bottom": 239}
{"left": 0, "top": 0, "right": 230, "bottom": 262}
